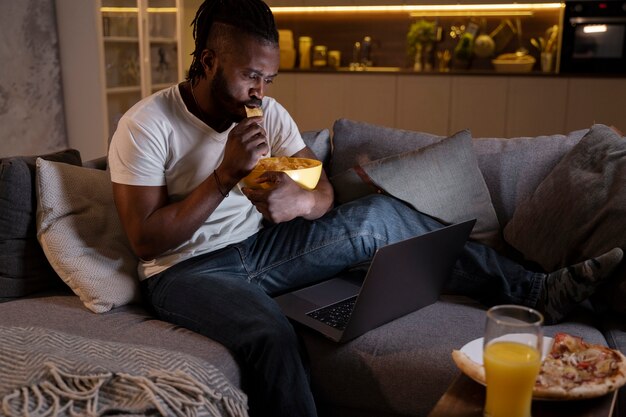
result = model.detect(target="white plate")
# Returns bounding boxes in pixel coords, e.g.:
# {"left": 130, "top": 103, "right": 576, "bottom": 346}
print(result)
{"left": 460, "top": 336, "right": 554, "bottom": 369}
{"left": 459, "top": 335, "right": 554, "bottom": 392}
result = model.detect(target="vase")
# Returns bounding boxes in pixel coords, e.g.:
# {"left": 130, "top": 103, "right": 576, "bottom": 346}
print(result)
{"left": 413, "top": 43, "right": 423, "bottom": 72}
{"left": 423, "top": 43, "right": 433, "bottom": 72}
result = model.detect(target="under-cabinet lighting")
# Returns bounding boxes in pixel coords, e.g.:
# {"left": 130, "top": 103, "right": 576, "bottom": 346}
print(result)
{"left": 409, "top": 10, "right": 535, "bottom": 16}
{"left": 100, "top": 7, "right": 177, "bottom": 13}
{"left": 270, "top": 3, "right": 563, "bottom": 14}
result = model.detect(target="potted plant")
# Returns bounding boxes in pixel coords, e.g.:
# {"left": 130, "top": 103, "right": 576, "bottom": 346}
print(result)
{"left": 407, "top": 19, "right": 437, "bottom": 71}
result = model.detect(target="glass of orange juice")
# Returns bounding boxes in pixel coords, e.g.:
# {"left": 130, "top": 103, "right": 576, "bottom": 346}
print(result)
{"left": 483, "top": 305, "right": 544, "bottom": 417}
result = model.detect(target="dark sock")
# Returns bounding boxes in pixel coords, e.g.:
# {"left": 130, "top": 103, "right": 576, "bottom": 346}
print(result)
{"left": 536, "top": 248, "right": 623, "bottom": 324}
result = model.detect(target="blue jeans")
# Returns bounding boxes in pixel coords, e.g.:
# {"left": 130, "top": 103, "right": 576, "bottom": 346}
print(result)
{"left": 141, "top": 194, "right": 543, "bottom": 417}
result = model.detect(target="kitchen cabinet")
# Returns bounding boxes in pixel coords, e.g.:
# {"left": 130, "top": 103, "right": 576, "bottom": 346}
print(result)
{"left": 506, "top": 77, "right": 568, "bottom": 137}
{"left": 342, "top": 74, "right": 397, "bottom": 127}
{"left": 395, "top": 75, "right": 452, "bottom": 136}
{"left": 56, "top": 0, "right": 183, "bottom": 161}
{"left": 268, "top": 73, "right": 298, "bottom": 116}
{"left": 449, "top": 76, "right": 508, "bottom": 138}
{"left": 269, "top": 72, "right": 625, "bottom": 139}
{"left": 270, "top": 73, "right": 397, "bottom": 132}
{"left": 294, "top": 74, "right": 347, "bottom": 131}
{"left": 565, "top": 78, "right": 626, "bottom": 134}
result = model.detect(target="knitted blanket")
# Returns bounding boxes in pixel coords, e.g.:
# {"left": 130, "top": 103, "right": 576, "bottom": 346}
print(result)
{"left": 0, "top": 326, "right": 248, "bottom": 417}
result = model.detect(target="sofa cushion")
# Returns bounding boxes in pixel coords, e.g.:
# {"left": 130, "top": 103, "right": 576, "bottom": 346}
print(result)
{"left": 331, "top": 130, "right": 502, "bottom": 249}
{"left": 302, "top": 296, "right": 607, "bottom": 417}
{"left": 0, "top": 293, "right": 240, "bottom": 386}
{"left": 503, "top": 124, "right": 626, "bottom": 313}
{"left": 302, "top": 129, "right": 331, "bottom": 167}
{"left": 0, "top": 149, "right": 82, "bottom": 300}
{"left": 329, "top": 118, "right": 443, "bottom": 177}
{"left": 36, "top": 159, "right": 140, "bottom": 313}
{"left": 472, "top": 130, "right": 586, "bottom": 226}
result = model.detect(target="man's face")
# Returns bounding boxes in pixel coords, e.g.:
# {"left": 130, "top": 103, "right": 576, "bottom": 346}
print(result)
{"left": 208, "top": 36, "right": 280, "bottom": 122}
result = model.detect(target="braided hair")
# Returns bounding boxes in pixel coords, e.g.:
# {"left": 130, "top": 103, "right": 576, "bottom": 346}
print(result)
{"left": 188, "top": 0, "right": 279, "bottom": 81}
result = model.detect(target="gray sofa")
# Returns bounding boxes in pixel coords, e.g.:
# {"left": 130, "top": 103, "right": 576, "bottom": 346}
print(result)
{"left": 1, "top": 118, "right": 624, "bottom": 417}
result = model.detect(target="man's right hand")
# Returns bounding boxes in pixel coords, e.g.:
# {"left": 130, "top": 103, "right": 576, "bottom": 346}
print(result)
{"left": 220, "top": 116, "right": 269, "bottom": 183}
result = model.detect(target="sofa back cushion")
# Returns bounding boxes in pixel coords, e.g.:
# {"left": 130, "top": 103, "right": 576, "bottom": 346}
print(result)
{"left": 503, "top": 124, "right": 626, "bottom": 313}
{"left": 329, "top": 119, "right": 587, "bottom": 229}
{"left": 329, "top": 119, "right": 443, "bottom": 177}
{"left": 0, "top": 149, "right": 82, "bottom": 300}
{"left": 302, "top": 129, "right": 331, "bottom": 167}
{"left": 472, "top": 130, "right": 586, "bottom": 226}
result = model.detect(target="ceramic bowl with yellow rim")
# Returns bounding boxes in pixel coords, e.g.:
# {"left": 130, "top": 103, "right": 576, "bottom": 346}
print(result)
{"left": 241, "top": 157, "right": 322, "bottom": 190}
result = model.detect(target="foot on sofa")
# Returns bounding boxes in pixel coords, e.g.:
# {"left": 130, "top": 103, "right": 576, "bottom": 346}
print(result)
{"left": 537, "top": 247, "right": 624, "bottom": 324}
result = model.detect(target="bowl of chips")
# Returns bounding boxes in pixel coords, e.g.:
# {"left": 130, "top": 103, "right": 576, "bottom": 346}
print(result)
{"left": 241, "top": 157, "right": 322, "bottom": 190}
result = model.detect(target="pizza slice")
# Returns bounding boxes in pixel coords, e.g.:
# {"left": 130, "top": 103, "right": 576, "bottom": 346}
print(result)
{"left": 534, "top": 332, "right": 626, "bottom": 399}
{"left": 452, "top": 332, "right": 626, "bottom": 400}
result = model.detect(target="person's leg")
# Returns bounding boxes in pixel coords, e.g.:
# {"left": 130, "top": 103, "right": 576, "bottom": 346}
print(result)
{"left": 236, "top": 193, "right": 446, "bottom": 295}
{"left": 142, "top": 249, "right": 317, "bottom": 417}
{"left": 537, "top": 247, "right": 623, "bottom": 323}
{"left": 238, "top": 194, "right": 540, "bottom": 305}
{"left": 241, "top": 194, "right": 622, "bottom": 323}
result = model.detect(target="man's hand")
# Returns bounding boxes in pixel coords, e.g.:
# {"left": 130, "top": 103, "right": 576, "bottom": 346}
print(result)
{"left": 219, "top": 116, "right": 268, "bottom": 185}
{"left": 240, "top": 147, "right": 334, "bottom": 223}
{"left": 242, "top": 171, "right": 315, "bottom": 223}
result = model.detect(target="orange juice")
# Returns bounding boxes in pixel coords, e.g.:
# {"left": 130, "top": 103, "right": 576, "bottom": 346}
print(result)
{"left": 483, "top": 341, "right": 541, "bottom": 417}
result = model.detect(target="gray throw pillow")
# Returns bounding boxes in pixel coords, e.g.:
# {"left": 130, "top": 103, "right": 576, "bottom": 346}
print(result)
{"left": 36, "top": 159, "right": 140, "bottom": 313}
{"left": 503, "top": 124, "right": 626, "bottom": 313}
{"left": 0, "top": 149, "right": 82, "bottom": 299}
{"left": 331, "top": 130, "right": 503, "bottom": 250}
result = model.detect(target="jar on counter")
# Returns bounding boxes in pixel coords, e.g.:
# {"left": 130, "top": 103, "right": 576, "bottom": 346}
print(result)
{"left": 298, "top": 36, "right": 313, "bottom": 69}
{"left": 313, "top": 45, "right": 328, "bottom": 67}
{"left": 328, "top": 50, "right": 341, "bottom": 68}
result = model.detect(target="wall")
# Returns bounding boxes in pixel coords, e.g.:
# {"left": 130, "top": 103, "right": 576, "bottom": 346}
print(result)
{"left": 0, "top": 0, "right": 67, "bottom": 158}
{"left": 182, "top": 0, "right": 202, "bottom": 77}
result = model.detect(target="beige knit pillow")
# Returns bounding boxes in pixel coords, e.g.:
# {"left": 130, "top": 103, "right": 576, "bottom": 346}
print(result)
{"left": 35, "top": 158, "right": 140, "bottom": 313}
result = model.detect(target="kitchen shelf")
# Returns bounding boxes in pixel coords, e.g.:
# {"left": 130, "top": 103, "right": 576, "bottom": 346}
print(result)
{"left": 107, "top": 86, "right": 142, "bottom": 94}
{"left": 271, "top": 3, "right": 564, "bottom": 73}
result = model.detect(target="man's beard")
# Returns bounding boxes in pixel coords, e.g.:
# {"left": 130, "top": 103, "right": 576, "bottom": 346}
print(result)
{"left": 210, "top": 66, "right": 246, "bottom": 123}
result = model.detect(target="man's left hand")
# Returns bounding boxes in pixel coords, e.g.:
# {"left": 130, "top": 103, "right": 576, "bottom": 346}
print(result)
{"left": 242, "top": 171, "right": 314, "bottom": 223}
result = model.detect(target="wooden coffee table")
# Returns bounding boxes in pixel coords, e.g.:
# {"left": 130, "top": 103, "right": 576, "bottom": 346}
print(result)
{"left": 428, "top": 373, "right": 618, "bottom": 417}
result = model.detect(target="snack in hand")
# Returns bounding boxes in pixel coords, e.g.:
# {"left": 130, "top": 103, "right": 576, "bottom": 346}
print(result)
{"left": 245, "top": 106, "right": 263, "bottom": 118}
{"left": 451, "top": 332, "right": 626, "bottom": 399}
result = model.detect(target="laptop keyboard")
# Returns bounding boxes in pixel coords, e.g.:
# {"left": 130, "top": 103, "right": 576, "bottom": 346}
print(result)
{"left": 306, "top": 296, "right": 358, "bottom": 331}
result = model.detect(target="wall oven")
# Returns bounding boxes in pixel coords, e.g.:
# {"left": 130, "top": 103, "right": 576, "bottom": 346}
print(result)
{"left": 561, "top": 0, "right": 626, "bottom": 73}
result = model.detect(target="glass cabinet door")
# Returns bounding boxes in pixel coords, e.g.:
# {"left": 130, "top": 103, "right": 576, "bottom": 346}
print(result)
{"left": 100, "top": 0, "right": 181, "bottom": 140}
{"left": 148, "top": 0, "right": 181, "bottom": 93}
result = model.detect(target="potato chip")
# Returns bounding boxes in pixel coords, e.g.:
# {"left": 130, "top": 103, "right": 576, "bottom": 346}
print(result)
{"left": 245, "top": 106, "right": 263, "bottom": 118}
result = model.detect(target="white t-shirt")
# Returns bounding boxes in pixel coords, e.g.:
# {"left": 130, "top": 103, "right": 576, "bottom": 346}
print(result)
{"left": 108, "top": 85, "right": 305, "bottom": 280}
